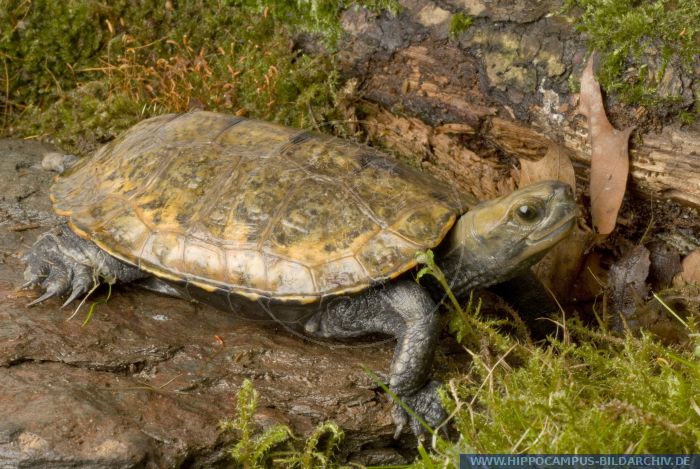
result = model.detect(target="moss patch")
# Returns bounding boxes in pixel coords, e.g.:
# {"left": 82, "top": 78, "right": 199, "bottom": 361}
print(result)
{"left": 449, "top": 12, "right": 473, "bottom": 39}
{"left": 0, "top": 0, "right": 399, "bottom": 152}
{"left": 220, "top": 379, "right": 344, "bottom": 467}
{"left": 565, "top": 0, "right": 699, "bottom": 112}
{"left": 443, "top": 329, "right": 699, "bottom": 455}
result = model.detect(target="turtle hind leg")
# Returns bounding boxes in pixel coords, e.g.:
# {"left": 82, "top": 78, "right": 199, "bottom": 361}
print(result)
{"left": 22, "top": 223, "right": 147, "bottom": 306}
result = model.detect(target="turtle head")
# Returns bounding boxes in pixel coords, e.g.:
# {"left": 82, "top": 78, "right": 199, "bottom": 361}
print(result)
{"left": 444, "top": 180, "right": 576, "bottom": 291}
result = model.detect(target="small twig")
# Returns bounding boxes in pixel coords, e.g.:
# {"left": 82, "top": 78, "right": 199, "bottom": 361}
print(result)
{"left": 307, "top": 102, "right": 321, "bottom": 132}
{"left": 544, "top": 283, "right": 569, "bottom": 344}
{"left": 2, "top": 57, "right": 10, "bottom": 130}
{"left": 468, "top": 344, "right": 516, "bottom": 408}
{"left": 66, "top": 277, "right": 101, "bottom": 321}
{"left": 7, "top": 223, "right": 41, "bottom": 232}
{"left": 157, "top": 373, "right": 184, "bottom": 390}
{"left": 652, "top": 292, "right": 688, "bottom": 329}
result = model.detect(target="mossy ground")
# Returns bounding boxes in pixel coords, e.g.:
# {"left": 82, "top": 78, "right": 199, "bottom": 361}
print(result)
{"left": 564, "top": 0, "right": 699, "bottom": 119}
{"left": 434, "top": 320, "right": 699, "bottom": 457}
{"left": 2, "top": 1, "right": 698, "bottom": 467}
{"left": 1, "top": 0, "right": 397, "bottom": 152}
{"left": 449, "top": 12, "right": 473, "bottom": 39}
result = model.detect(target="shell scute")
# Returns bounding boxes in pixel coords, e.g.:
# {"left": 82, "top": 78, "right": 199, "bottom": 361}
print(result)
{"left": 264, "top": 255, "right": 316, "bottom": 296}
{"left": 218, "top": 157, "right": 301, "bottom": 245}
{"left": 159, "top": 111, "right": 243, "bottom": 143}
{"left": 131, "top": 143, "right": 226, "bottom": 231}
{"left": 264, "top": 179, "right": 379, "bottom": 266}
{"left": 313, "top": 256, "right": 367, "bottom": 293}
{"left": 217, "top": 119, "right": 298, "bottom": 152}
{"left": 183, "top": 239, "right": 227, "bottom": 285}
{"left": 225, "top": 249, "right": 267, "bottom": 291}
{"left": 67, "top": 195, "right": 125, "bottom": 235}
{"left": 281, "top": 133, "right": 364, "bottom": 178}
{"left": 91, "top": 209, "right": 151, "bottom": 260}
{"left": 140, "top": 232, "right": 185, "bottom": 274}
{"left": 391, "top": 204, "right": 455, "bottom": 246}
{"left": 356, "top": 230, "right": 422, "bottom": 281}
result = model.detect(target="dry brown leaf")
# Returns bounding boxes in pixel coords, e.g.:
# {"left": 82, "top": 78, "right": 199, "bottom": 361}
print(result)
{"left": 519, "top": 142, "right": 577, "bottom": 190}
{"left": 570, "top": 251, "right": 608, "bottom": 301}
{"left": 579, "top": 55, "right": 633, "bottom": 236}
{"left": 648, "top": 241, "right": 682, "bottom": 289}
{"left": 608, "top": 244, "right": 651, "bottom": 331}
{"left": 532, "top": 228, "right": 592, "bottom": 300}
{"left": 673, "top": 250, "right": 700, "bottom": 286}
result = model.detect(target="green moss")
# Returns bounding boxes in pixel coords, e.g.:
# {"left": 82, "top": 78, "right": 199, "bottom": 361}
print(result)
{"left": 0, "top": 1, "right": 110, "bottom": 106}
{"left": 1, "top": 0, "right": 399, "bottom": 151}
{"left": 446, "top": 328, "right": 699, "bottom": 455}
{"left": 220, "top": 379, "right": 344, "bottom": 468}
{"left": 449, "top": 12, "right": 473, "bottom": 38}
{"left": 564, "top": 0, "right": 699, "bottom": 108}
{"left": 679, "top": 107, "right": 698, "bottom": 125}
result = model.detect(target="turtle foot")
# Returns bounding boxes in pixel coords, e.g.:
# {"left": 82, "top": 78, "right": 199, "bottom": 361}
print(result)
{"left": 392, "top": 380, "right": 447, "bottom": 438}
{"left": 22, "top": 224, "right": 145, "bottom": 307}
{"left": 22, "top": 225, "right": 98, "bottom": 307}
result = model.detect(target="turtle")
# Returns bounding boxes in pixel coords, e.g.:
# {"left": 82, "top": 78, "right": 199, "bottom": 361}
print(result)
{"left": 22, "top": 111, "right": 576, "bottom": 436}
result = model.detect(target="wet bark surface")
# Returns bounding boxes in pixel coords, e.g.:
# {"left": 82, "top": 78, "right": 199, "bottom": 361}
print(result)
{"left": 0, "top": 140, "right": 420, "bottom": 468}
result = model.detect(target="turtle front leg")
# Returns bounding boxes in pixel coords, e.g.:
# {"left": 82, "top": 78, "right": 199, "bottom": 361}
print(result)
{"left": 304, "top": 280, "right": 445, "bottom": 437}
{"left": 22, "top": 223, "right": 147, "bottom": 306}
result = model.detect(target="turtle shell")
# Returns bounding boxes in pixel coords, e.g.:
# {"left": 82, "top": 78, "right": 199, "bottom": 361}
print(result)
{"left": 51, "top": 111, "right": 474, "bottom": 303}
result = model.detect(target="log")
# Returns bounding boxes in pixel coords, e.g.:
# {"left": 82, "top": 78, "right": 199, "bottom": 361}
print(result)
{"left": 338, "top": 0, "right": 700, "bottom": 216}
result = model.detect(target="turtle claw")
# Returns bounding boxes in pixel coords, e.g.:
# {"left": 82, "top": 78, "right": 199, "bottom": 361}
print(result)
{"left": 27, "top": 288, "right": 60, "bottom": 307}
{"left": 24, "top": 268, "right": 70, "bottom": 306}
{"left": 391, "top": 406, "right": 409, "bottom": 439}
{"left": 60, "top": 265, "right": 94, "bottom": 308}
{"left": 391, "top": 380, "right": 447, "bottom": 438}
{"left": 20, "top": 279, "right": 39, "bottom": 290}
{"left": 22, "top": 224, "right": 146, "bottom": 309}
{"left": 61, "top": 288, "right": 85, "bottom": 309}
{"left": 24, "top": 260, "right": 90, "bottom": 308}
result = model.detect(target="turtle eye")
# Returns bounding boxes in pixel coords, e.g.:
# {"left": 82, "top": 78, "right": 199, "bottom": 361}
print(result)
{"left": 515, "top": 203, "right": 541, "bottom": 222}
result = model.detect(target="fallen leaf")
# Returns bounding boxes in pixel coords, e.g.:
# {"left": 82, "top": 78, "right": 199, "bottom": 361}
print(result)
{"left": 570, "top": 250, "right": 608, "bottom": 301}
{"left": 608, "top": 244, "right": 650, "bottom": 332}
{"left": 519, "top": 142, "right": 577, "bottom": 190}
{"left": 647, "top": 241, "right": 682, "bottom": 289}
{"left": 673, "top": 250, "right": 700, "bottom": 286}
{"left": 579, "top": 55, "right": 633, "bottom": 236}
{"left": 532, "top": 227, "right": 592, "bottom": 300}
